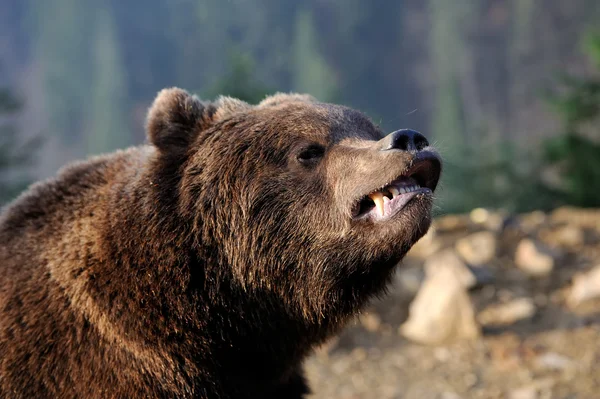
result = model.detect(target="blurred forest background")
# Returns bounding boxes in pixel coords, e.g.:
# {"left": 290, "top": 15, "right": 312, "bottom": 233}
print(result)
{"left": 1, "top": 0, "right": 600, "bottom": 213}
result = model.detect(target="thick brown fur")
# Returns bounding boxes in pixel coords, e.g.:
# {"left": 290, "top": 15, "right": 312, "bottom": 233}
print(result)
{"left": 0, "top": 88, "right": 440, "bottom": 398}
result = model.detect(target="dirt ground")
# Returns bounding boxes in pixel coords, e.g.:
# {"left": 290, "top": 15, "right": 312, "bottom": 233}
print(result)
{"left": 305, "top": 208, "right": 600, "bottom": 399}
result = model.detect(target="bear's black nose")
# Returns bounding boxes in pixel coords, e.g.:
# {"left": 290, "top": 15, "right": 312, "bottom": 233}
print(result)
{"left": 380, "top": 129, "right": 429, "bottom": 152}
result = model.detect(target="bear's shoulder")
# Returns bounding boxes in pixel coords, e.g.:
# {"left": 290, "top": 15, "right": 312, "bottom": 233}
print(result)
{"left": 0, "top": 146, "right": 151, "bottom": 236}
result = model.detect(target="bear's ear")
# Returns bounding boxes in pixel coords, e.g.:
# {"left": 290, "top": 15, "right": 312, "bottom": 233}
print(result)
{"left": 146, "top": 87, "right": 215, "bottom": 153}
{"left": 258, "top": 92, "right": 317, "bottom": 108}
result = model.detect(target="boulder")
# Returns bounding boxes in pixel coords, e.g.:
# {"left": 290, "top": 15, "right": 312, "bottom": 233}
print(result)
{"left": 424, "top": 249, "right": 475, "bottom": 288}
{"left": 400, "top": 253, "right": 480, "bottom": 345}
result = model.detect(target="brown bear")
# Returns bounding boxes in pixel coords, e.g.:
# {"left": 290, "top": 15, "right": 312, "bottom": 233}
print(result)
{"left": 0, "top": 88, "right": 441, "bottom": 398}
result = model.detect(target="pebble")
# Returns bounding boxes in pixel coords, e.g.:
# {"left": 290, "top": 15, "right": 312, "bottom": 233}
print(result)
{"left": 434, "top": 214, "right": 470, "bottom": 232}
{"left": 535, "top": 352, "right": 574, "bottom": 371}
{"left": 515, "top": 239, "right": 556, "bottom": 277}
{"left": 351, "top": 347, "right": 368, "bottom": 362}
{"left": 470, "top": 208, "right": 490, "bottom": 224}
{"left": 424, "top": 249, "right": 477, "bottom": 289}
{"left": 549, "top": 224, "right": 585, "bottom": 247}
{"left": 518, "top": 211, "right": 547, "bottom": 233}
{"left": 456, "top": 231, "right": 497, "bottom": 265}
{"left": 407, "top": 227, "right": 442, "bottom": 258}
{"left": 477, "top": 298, "right": 536, "bottom": 326}
{"left": 568, "top": 265, "right": 600, "bottom": 307}
{"left": 551, "top": 207, "right": 600, "bottom": 229}
{"left": 434, "top": 347, "right": 451, "bottom": 362}
{"left": 359, "top": 312, "right": 382, "bottom": 332}
{"left": 470, "top": 208, "right": 506, "bottom": 232}
{"left": 508, "top": 386, "right": 538, "bottom": 399}
{"left": 507, "top": 379, "right": 555, "bottom": 399}
{"left": 440, "top": 392, "right": 462, "bottom": 399}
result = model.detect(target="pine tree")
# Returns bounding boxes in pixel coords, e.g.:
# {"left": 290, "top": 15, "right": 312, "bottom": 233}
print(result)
{"left": 86, "top": 6, "right": 131, "bottom": 155}
{"left": 543, "top": 32, "right": 600, "bottom": 207}
{"left": 204, "top": 52, "right": 271, "bottom": 104}
{"left": 429, "top": 0, "right": 471, "bottom": 151}
{"left": 429, "top": 0, "right": 473, "bottom": 213}
{"left": 291, "top": 8, "right": 337, "bottom": 102}
{"left": 31, "top": 0, "right": 94, "bottom": 143}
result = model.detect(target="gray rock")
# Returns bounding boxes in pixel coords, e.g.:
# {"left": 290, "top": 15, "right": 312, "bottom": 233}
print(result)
{"left": 433, "top": 214, "right": 470, "bottom": 233}
{"left": 469, "top": 208, "right": 506, "bottom": 232}
{"left": 440, "top": 392, "right": 463, "bottom": 399}
{"left": 551, "top": 206, "right": 600, "bottom": 229}
{"left": 477, "top": 297, "right": 536, "bottom": 326}
{"left": 425, "top": 248, "right": 494, "bottom": 289}
{"left": 469, "top": 207, "right": 491, "bottom": 224}
{"left": 568, "top": 265, "right": 600, "bottom": 307}
{"left": 551, "top": 224, "right": 585, "bottom": 248}
{"left": 535, "top": 352, "right": 574, "bottom": 371}
{"left": 400, "top": 254, "right": 480, "bottom": 345}
{"left": 508, "top": 387, "right": 538, "bottom": 399}
{"left": 515, "top": 239, "right": 556, "bottom": 277}
{"left": 518, "top": 211, "right": 548, "bottom": 234}
{"left": 407, "top": 227, "right": 442, "bottom": 259}
{"left": 359, "top": 312, "right": 382, "bottom": 332}
{"left": 455, "top": 231, "right": 497, "bottom": 265}
{"left": 507, "top": 379, "right": 555, "bottom": 399}
{"left": 424, "top": 249, "right": 477, "bottom": 289}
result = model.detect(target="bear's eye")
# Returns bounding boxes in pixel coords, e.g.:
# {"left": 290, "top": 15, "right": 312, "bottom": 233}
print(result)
{"left": 297, "top": 145, "right": 325, "bottom": 166}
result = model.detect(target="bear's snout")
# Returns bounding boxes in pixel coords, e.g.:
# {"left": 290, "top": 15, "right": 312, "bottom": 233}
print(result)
{"left": 379, "top": 129, "right": 430, "bottom": 152}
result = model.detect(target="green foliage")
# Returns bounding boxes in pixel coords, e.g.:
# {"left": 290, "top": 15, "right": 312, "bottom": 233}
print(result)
{"left": 546, "top": 75, "right": 600, "bottom": 126}
{"left": 430, "top": 0, "right": 471, "bottom": 148}
{"left": 543, "top": 133, "right": 600, "bottom": 207}
{"left": 439, "top": 139, "right": 561, "bottom": 215}
{"left": 0, "top": 88, "right": 40, "bottom": 206}
{"left": 291, "top": 8, "right": 337, "bottom": 102}
{"left": 541, "top": 31, "right": 600, "bottom": 208}
{"left": 203, "top": 52, "right": 272, "bottom": 104}
{"left": 440, "top": 31, "right": 600, "bottom": 214}
{"left": 583, "top": 33, "right": 600, "bottom": 70}
{"left": 31, "top": 0, "right": 94, "bottom": 142}
{"left": 432, "top": 77, "right": 465, "bottom": 160}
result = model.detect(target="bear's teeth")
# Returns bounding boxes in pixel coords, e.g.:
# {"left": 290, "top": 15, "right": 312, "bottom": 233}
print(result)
{"left": 369, "top": 192, "right": 385, "bottom": 216}
{"left": 400, "top": 184, "right": 419, "bottom": 194}
{"left": 389, "top": 187, "right": 400, "bottom": 197}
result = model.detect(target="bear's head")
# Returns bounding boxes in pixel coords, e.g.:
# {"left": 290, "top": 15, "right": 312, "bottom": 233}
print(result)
{"left": 146, "top": 88, "right": 441, "bottom": 323}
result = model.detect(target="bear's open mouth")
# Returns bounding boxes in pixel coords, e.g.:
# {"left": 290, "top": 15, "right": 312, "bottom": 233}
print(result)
{"left": 351, "top": 152, "right": 441, "bottom": 220}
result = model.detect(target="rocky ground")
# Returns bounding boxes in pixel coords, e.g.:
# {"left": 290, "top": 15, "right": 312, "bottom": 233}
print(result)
{"left": 305, "top": 207, "right": 600, "bottom": 399}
